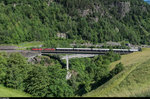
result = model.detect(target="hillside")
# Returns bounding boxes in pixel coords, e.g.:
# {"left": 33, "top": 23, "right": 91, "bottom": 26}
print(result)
{"left": 83, "top": 48, "right": 150, "bottom": 97}
{"left": 0, "top": 0, "right": 150, "bottom": 46}
{"left": 0, "top": 85, "right": 31, "bottom": 97}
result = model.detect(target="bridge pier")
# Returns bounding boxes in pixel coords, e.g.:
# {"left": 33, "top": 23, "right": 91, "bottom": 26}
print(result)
{"left": 66, "top": 55, "right": 72, "bottom": 80}
{"left": 66, "top": 55, "right": 69, "bottom": 70}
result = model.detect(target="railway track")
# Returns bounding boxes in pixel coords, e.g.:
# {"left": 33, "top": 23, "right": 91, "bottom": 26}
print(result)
{"left": 41, "top": 50, "right": 133, "bottom": 55}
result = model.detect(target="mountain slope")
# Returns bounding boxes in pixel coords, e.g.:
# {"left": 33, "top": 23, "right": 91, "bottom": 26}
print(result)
{"left": 0, "top": 0, "right": 150, "bottom": 45}
{"left": 83, "top": 48, "right": 150, "bottom": 97}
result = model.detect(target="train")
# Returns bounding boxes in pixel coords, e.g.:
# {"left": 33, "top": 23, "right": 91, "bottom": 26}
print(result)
{"left": 32, "top": 47, "right": 142, "bottom": 52}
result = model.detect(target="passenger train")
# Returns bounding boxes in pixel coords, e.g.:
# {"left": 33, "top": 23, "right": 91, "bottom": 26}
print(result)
{"left": 32, "top": 47, "right": 142, "bottom": 52}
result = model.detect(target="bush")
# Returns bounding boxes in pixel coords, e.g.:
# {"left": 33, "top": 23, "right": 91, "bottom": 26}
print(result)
{"left": 110, "top": 62, "right": 124, "bottom": 77}
{"left": 24, "top": 65, "right": 49, "bottom": 97}
{"left": 0, "top": 54, "right": 7, "bottom": 84}
{"left": 4, "top": 53, "right": 31, "bottom": 90}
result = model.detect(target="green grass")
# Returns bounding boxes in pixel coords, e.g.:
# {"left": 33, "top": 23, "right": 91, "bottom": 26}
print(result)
{"left": 17, "top": 41, "right": 43, "bottom": 50}
{"left": 0, "top": 85, "right": 31, "bottom": 97}
{"left": 83, "top": 48, "right": 150, "bottom": 97}
{"left": 132, "top": 88, "right": 150, "bottom": 97}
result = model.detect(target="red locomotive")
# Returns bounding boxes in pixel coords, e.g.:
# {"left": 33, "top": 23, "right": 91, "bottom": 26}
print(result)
{"left": 32, "top": 48, "right": 43, "bottom": 51}
{"left": 32, "top": 48, "right": 55, "bottom": 51}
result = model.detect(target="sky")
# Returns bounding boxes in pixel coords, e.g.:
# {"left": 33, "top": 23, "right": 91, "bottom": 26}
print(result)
{"left": 144, "top": 0, "right": 150, "bottom": 4}
{"left": 144, "top": 0, "right": 150, "bottom": 1}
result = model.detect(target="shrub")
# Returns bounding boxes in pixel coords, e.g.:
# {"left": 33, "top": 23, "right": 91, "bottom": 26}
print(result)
{"left": 110, "top": 62, "right": 124, "bottom": 77}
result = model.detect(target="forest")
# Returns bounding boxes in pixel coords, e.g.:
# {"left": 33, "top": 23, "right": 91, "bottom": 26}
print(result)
{"left": 0, "top": 0, "right": 150, "bottom": 46}
{"left": 0, "top": 51, "right": 123, "bottom": 97}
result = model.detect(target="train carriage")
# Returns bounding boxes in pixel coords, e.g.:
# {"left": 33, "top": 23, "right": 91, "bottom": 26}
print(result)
{"left": 73, "top": 48, "right": 91, "bottom": 51}
{"left": 31, "top": 47, "right": 141, "bottom": 53}
{"left": 43, "top": 48, "right": 55, "bottom": 51}
{"left": 92, "top": 48, "right": 110, "bottom": 52}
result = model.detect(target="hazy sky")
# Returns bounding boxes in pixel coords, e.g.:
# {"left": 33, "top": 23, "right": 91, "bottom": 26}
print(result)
{"left": 144, "top": 0, "right": 150, "bottom": 4}
{"left": 144, "top": 0, "right": 150, "bottom": 2}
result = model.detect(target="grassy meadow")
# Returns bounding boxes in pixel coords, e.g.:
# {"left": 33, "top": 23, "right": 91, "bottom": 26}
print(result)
{"left": 83, "top": 48, "right": 150, "bottom": 97}
{"left": 0, "top": 85, "right": 31, "bottom": 97}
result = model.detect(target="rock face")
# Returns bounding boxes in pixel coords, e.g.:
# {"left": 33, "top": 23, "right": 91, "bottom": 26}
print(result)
{"left": 108, "top": 1, "right": 130, "bottom": 19}
{"left": 117, "top": 2, "right": 130, "bottom": 18}
{"left": 66, "top": 70, "right": 78, "bottom": 80}
{"left": 77, "top": 1, "right": 130, "bottom": 21}
{"left": 57, "top": 33, "right": 67, "bottom": 39}
{"left": 78, "top": 3, "right": 105, "bottom": 22}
